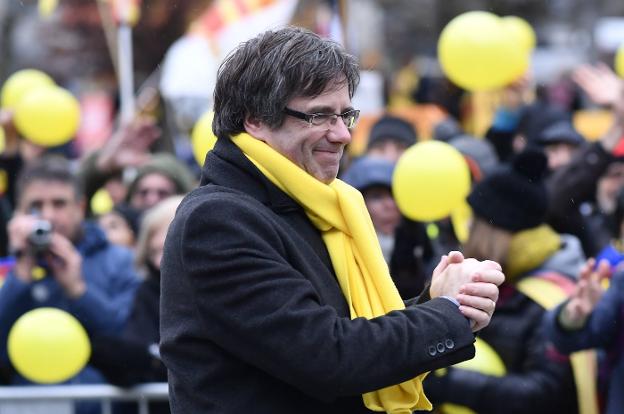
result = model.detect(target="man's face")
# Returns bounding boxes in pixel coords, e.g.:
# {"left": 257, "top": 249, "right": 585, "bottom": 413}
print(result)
{"left": 544, "top": 142, "right": 577, "bottom": 170}
{"left": 18, "top": 180, "right": 85, "bottom": 241}
{"left": 363, "top": 186, "right": 401, "bottom": 236}
{"left": 253, "top": 83, "right": 353, "bottom": 183}
{"left": 367, "top": 139, "right": 410, "bottom": 163}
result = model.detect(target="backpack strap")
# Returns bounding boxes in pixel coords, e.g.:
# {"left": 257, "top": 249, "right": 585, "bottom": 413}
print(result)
{"left": 517, "top": 273, "right": 599, "bottom": 414}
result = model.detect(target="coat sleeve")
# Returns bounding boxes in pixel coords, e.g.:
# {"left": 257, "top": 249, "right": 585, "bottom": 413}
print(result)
{"left": 68, "top": 247, "right": 140, "bottom": 335}
{"left": 424, "top": 321, "right": 577, "bottom": 414}
{"left": 544, "top": 270, "right": 624, "bottom": 353}
{"left": 0, "top": 273, "right": 34, "bottom": 362}
{"left": 161, "top": 193, "right": 476, "bottom": 401}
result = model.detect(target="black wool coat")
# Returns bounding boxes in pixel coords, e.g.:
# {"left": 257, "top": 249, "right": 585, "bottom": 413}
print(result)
{"left": 159, "top": 137, "right": 476, "bottom": 413}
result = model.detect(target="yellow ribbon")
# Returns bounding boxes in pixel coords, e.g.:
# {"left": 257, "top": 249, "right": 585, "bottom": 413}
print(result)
{"left": 231, "top": 133, "right": 431, "bottom": 413}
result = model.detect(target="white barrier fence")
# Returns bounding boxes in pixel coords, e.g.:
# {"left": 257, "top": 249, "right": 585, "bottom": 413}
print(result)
{"left": 0, "top": 382, "right": 169, "bottom": 414}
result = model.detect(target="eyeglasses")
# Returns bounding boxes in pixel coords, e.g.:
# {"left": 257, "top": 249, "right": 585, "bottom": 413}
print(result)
{"left": 135, "top": 187, "right": 175, "bottom": 200}
{"left": 283, "top": 107, "right": 360, "bottom": 129}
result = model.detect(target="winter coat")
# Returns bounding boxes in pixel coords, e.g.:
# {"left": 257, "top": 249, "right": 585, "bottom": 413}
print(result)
{"left": 424, "top": 230, "right": 582, "bottom": 414}
{"left": 0, "top": 221, "right": 140, "bottom": 413}
{"left": 544, "top": 270, "right": 624, "bottom": 414}
{"left": 159, "top": 137, "right": 477, "bottom": 414}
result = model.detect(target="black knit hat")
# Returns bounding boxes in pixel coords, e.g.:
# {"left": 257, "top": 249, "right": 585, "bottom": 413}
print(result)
{"left": 467, "top": 147, "right": 549, "bottom": 232}
{"left": 367, "top": 115, "right": 417, "bottom": 149}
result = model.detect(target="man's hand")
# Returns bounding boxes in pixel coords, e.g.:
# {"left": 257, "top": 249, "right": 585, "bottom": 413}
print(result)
{"left": 456, "top": 261, "right": 502, "bottom": 332}
{"left": 96, "top": 116, "right": 161, "bottom": 172}
{"left": 559, "top": 258, "right": 609, "bottom": 330}
{"left": 45, "top": 233, "right": 86, "bottom": 299}
{"left": 0, "top": 109, "right": 19, "bottom": 155}
{"left": 430, "top": 253, "right": 504, "bottom": 332}
{"left": 572, "top": 63, "right": 621, "bottom": 107}
{"left": 572, "top": 63, "right": 624, "bottom": 152}
{"left": 7, "top": 214, "right": 40, "bottom": 283}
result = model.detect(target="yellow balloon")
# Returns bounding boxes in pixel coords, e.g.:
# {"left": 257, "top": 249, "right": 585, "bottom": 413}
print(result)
{"left": 438, "top": 11, "right": 529, "bottom": 91}
{"left": 8, "top": 308, "right": 91, "bottom": 384}
{"left": 0, "top": 126, "right": 5, "bottom": 153}
{"left": 91, "top": 187, "right": 114, "bottom": 215}
{"left": 1, "top": 69, "right": 55, "bottom": 110}
{"left": 191, "top": 111, "right": 217, "bottom": 166}
{"left": 615, "top": 42, "right": 624, "bottom": 78}
{"left": 393, "top": 141, "right": 470, "bottom": 222}
{"left": 13, "top": 85, "right": 81, "bottom": 147}
{"left": 442, "top": 338, "right": 506, "bottom": 414}
{"left": 450, "top": 200, "right": 473, "bottom": 244}
{"left": 38, "top": 0, "right": 59, "bottom": 17}
{"left": 502, "top": 16, "right": 536, "bottom": 52}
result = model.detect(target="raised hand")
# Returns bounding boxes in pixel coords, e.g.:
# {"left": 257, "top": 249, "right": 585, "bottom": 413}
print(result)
{"left": 572, "top": 63, "right": 621, "bottom": 107}
{"left": 96, "top": 116, "right": 161, "bottom": 172}
{"left": 559, "top": 258, "right": 609, "bottom": 330}
{"left": 46, "top": 233, "right": 86, "bottom": 299}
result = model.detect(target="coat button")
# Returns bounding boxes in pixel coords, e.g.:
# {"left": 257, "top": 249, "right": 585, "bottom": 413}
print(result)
{"left": 445, "top": 339, "right": 455, "bottom": 349}
{"left": 437, "top": 342, "right": 445, "bottom": 353}
{"left": 428, "top": 345, "right": 437, "bottom": 356}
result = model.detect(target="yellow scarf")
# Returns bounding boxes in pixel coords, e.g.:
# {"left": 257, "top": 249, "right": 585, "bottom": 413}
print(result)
{"left": 231, "top": 133, "right": 431, "bottom": 413}
{"left": 505, "top": 224, "right": 561, "bottom": 282}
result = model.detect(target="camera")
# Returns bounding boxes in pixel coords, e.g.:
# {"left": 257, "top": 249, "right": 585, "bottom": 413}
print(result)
{"left": 28, "top": 219, "right": 52, "bottom": 254}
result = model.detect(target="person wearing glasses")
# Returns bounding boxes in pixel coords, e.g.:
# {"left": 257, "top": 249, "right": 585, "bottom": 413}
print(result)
{"left": 160, "top": 26, "right": 504, "bottom": 414}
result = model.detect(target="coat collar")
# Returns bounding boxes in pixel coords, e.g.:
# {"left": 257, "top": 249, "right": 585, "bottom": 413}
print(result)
{"left": 200, "top": 137, "right": 302, "bottom": 214}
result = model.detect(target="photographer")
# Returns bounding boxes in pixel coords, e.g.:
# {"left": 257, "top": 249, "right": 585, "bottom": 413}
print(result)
{"left": 0, "top": 156, "right": 139, "bottom": 413}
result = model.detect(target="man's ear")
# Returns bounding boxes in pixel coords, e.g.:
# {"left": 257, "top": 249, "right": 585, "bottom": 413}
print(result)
{"left": 243, "top": 115, "right": 268, "bottom": 141}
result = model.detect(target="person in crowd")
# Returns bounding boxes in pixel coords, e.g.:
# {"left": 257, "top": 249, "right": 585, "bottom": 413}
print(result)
{"left": 160, "top": 26, "right": 504, "bottom": 414}
{"left": 341, "top": 156, "right": 434, "bottom": 298}
{"left": 425, "top": 148, "right": 584, "bottom": 414}
{"left": 536, "top": 121, "right": 586, "bottom": 171}
{"left": 594, "top": 187, "right": 624, "bottom": 270}
{"left": 0, "top": 156, "right": 140, "bottom": 414}
{"left": 448, "top": 134, "right": 499, "bottom": 183}
{"left": 78, "top": 117, "right": 166, "bottom": 214}
{"left": 124, "top": 153, "right": 195, "bottom": 211}
{"left": 365, "top": 115, "right": 417, "bottom": 162}
{"left": 97, "top": 203, "right": 141, "bottom": 249}
{"left": 90, "top": 196, "right": 183, "bottom": 414}
{"left": 542, "top": 258, "right": 623, "bottom": 414}
{"left": 80, "top": 121, "right": 195, "bottom": 215}
{"left": 484, "top": 76, "right": 569, "bottom": 163}
{"left": 428, "top": 133, "right": 500, "bottom": 260}
{"left": 541, "top": 64, "right": 624, "bottom": 257}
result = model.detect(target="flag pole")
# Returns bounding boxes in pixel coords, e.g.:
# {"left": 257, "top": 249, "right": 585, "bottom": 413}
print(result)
{"left": 118, "top": 22, "right": 135, "bottom": 124}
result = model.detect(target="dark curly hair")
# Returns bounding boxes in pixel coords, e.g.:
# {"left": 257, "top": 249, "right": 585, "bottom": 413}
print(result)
{"left": 212, "top": 26, "right": 360, "bottom": 139}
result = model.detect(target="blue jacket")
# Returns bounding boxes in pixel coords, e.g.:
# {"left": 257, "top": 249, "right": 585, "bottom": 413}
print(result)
{"left": 543, "top": 270, "right": 624, "bottom": 414}
{"left": 0, "top": 221, "right": 140, "bottom": 410}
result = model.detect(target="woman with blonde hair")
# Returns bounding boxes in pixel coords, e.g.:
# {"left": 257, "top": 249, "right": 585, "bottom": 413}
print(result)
{"left": 91, "top": 196, "right": 183, "bottom": 414}
{"left": 425, "top": 148, "right": 585, "bottom": 414}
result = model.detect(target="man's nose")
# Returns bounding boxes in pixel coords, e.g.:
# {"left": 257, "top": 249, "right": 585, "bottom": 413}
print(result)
{"left": 39, "top": 204, "right": 55, "bottom": 222}
{"left": 327, "top": 117, "right": 352, "bottom": 145}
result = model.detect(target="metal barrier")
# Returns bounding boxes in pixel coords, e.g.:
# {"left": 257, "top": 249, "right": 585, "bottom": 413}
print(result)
{"left": 0, "top": 382, "right": 169, "bottom": 414}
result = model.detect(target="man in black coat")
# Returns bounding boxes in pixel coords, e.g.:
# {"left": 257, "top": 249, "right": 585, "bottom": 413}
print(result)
{"left": 160, "top": 27, "right": 504, "bottom": 414}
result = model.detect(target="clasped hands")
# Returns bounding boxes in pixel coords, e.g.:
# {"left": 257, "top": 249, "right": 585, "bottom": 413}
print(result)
{"left": 430, "top": 251, "right": 505, "bottom": 332}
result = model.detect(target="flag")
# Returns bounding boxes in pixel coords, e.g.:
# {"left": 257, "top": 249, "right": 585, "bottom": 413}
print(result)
{"left": 191, "top": 0, "right": 299, "bottom": 62}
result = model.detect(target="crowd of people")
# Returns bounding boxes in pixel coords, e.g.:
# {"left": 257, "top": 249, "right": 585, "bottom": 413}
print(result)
{"left": 0, "top": 4, "right": 623, "bottom": 414}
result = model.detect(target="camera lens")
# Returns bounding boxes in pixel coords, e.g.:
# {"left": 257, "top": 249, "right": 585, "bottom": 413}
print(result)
{"left": 28, "top": 220, "right": 52, "bottom": 253}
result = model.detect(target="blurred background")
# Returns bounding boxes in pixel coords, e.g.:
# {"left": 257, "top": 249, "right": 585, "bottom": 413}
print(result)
{"left": 2, "top": 0, "right": 624, "bottom": 159}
